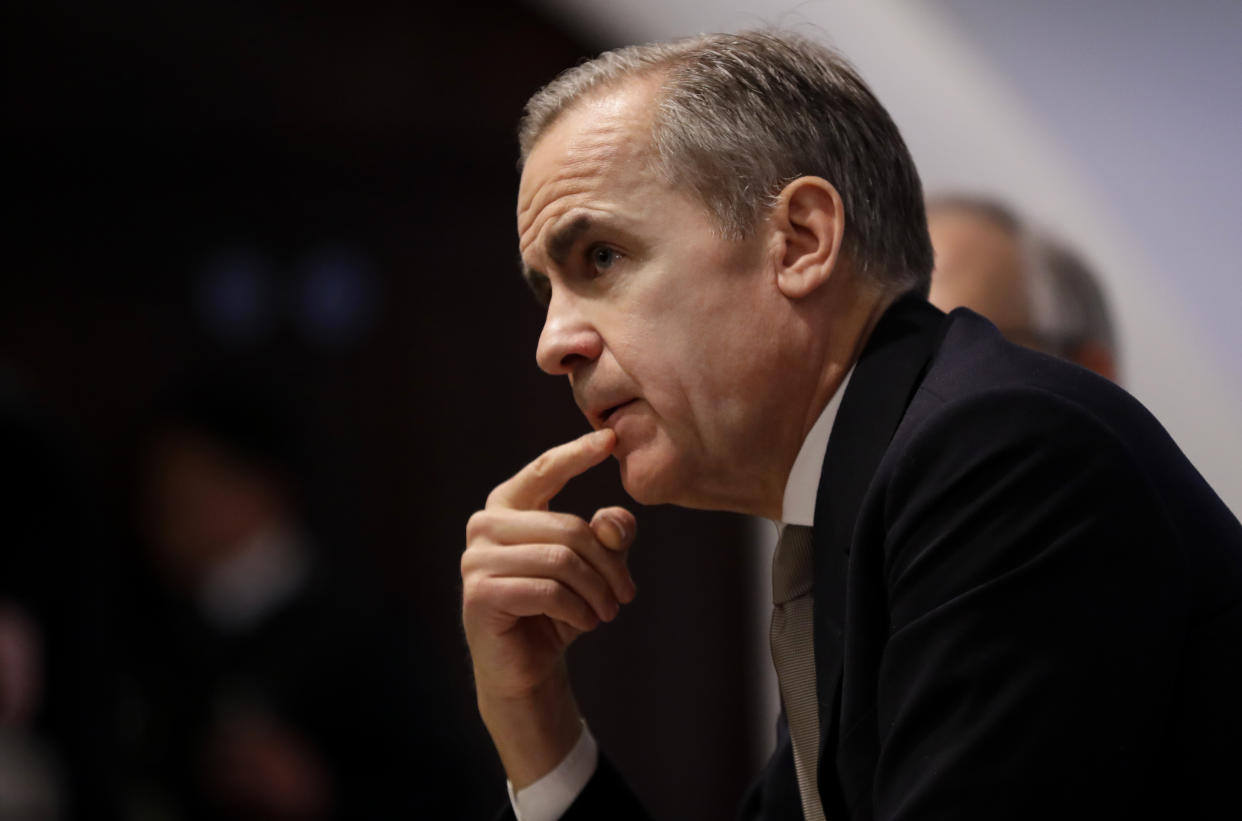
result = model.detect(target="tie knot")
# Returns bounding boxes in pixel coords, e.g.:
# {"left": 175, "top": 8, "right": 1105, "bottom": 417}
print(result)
{"left": 772, "top": 524, "right": 814, "bottom": 604}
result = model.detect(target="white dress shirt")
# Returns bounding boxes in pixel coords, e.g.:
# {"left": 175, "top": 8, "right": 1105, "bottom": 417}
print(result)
{"left": 508, "top": 368, "right": 854, "bottom": 820}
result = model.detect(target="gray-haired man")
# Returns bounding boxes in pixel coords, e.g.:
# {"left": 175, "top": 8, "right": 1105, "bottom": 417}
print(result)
{"left": 461, "top": 31, "right": 1242, "bottom": 820}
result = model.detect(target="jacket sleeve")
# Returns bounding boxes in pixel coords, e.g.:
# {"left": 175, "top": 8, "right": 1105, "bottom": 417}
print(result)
{"left": 866, "top": 389, "right": 1187, "bottom": 820}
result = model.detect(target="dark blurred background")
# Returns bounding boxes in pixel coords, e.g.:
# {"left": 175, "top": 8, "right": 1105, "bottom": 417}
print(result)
{"left": 3, "top": 2, "right": 762, "bottom": 819}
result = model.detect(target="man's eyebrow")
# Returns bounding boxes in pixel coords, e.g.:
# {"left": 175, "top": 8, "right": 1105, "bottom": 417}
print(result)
{"left": 519, "top": 214, "right": 595, "bottom": 299}
{"left": 547, "top": 214, "right": 593, "bottom": 268}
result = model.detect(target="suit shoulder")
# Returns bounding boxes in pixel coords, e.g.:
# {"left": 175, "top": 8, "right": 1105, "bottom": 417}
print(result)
{"left": 889, "top": 379, "right": 1148, "bottom": 497}
{"left": 870, "top": 330, "right": 1242, "bottom": 617}
{"left": 894, "top": 309, "right": 1175, "bottom": 483}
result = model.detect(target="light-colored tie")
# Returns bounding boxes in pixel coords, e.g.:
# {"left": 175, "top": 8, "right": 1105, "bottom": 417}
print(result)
{"left": 770, "top": 524, "right": 825, "bottom": 821}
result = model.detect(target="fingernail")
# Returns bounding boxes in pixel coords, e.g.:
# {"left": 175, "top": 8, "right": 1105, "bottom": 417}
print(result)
{"left": 605, "top": 516, "right": 628, "bottom": 544}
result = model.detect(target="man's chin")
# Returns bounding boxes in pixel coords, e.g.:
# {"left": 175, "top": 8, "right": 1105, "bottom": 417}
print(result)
{"left": 616, "top": 453, "right": 682, "bottom": 506}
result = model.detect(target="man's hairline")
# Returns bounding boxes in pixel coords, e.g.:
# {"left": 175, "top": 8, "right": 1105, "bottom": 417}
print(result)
{"left": 518, "top": 73, "right": 747, "bottom": 256}
{"left": 519, "top": 67, "right": 669, "bottom": 170}
{"left": 520, "top": 68, "right": 889, "bottom": 297}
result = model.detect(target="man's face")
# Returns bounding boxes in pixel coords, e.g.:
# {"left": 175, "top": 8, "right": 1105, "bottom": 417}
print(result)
{"left": 927, "top": 208, "right": 1033, "bottom": 337}
{"left": 517, "top": 81, "right": 796, "bottom": 510}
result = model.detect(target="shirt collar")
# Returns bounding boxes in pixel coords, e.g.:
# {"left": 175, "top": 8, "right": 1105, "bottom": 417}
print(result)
{"left": 778, "top": 366, "right": 855, "bottom": 527}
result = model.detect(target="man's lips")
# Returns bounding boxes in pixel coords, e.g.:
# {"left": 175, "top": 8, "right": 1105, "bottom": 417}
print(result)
{"left": 593, "top": 398, "right": 637, "bottom": 427}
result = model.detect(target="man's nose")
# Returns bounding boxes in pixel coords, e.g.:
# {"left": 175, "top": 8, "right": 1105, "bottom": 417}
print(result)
{"left": 536, "top": 297, "right": 603, "bottom": 375}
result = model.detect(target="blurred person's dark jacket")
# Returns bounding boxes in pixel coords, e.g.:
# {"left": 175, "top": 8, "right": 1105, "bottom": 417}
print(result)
{"left": 123, "top": 550, "right": 469, "bottom": 820}
{"left": 118, "top": 391, "right": 477, "bottom": 820}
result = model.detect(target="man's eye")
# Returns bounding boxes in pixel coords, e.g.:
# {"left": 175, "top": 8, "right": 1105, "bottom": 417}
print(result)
{"left": 588, "top": 245, "right": 621, "bottom": 273}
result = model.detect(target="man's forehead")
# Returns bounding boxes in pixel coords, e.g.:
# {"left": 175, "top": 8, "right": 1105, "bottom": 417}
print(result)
{"left": 517, "top": 127, "right": 628, "bottom": 219}
{"left": 517, "top": 80, "right": 659, "bottom": 221}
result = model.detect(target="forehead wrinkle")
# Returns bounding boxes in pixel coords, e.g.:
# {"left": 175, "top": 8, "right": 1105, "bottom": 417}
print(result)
{"left": 518, "top": 178, "right": 592, "bottom": 266}
{"left": 519, "top": 148, "right": 654, "bottom": 248}
{"left": 517, "top": 135, "right": 637, "bottom": 232}
{"left": 518, "top": 85, "right": 662, "bottom": 273}
{"left": 518, "top": 162, "right": 595, "bottom": 239}
{"left": 518, "top": 95, "right": 654, "bottom": 216}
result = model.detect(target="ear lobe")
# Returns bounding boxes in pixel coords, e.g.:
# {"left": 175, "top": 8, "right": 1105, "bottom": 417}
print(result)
{"left": 772, "top": 176, "right": 845, "bottom": 299}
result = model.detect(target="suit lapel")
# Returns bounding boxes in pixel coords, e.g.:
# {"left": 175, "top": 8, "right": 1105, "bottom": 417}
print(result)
{"left": 811, "top": 295, "right": 948, "bottom": 814}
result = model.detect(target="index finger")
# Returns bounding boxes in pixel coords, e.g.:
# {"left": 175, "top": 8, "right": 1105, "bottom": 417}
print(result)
{"left": 487, "top": 428, "right": 616, "bottom": 510}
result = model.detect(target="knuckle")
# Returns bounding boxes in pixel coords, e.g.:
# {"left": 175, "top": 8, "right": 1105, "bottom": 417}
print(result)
{"left": 459, "top": 545, "right": 486, "bottom": 578}
{"left": 465, "top": 510, "right": 489, "bottom": 541}
{"left": 542, "top": 544, "right": 576, "bottom": 573}
{"left": 461, "top": 577, "right": 485, "bottom": 607}
{"left": 529, "top": 453, "right": 554, "bottom": 481}
{"left": 534, "top": 578, "right": 562, "bottom": 602}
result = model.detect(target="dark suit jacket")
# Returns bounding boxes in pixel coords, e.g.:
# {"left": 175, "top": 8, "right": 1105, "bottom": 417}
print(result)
{"left": 519, "top": 296, "right": 1242, "bottom": 820}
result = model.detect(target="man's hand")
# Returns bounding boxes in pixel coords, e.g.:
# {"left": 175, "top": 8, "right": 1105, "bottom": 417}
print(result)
{"left": 462, "top": 428, "right": 637, "bottom": 788}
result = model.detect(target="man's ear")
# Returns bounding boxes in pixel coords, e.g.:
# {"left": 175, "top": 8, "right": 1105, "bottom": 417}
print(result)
{"left": 770, "top": 176, "right": 845, "bottom": 299}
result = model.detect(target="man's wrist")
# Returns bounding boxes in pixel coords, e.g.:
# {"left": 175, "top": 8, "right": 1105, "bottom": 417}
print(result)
{"left": 507, "top": 722, "right": 597, "bottom": 821}
{"left": 478, "top": 665, "right": 583, "bottom": 790}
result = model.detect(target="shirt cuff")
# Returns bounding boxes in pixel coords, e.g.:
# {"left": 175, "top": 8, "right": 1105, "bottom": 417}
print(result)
{"left": 506, "top": 723, "right": 598, "bottom": 821}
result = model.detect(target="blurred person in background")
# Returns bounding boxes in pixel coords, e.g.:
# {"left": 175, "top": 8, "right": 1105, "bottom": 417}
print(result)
{"left": 927, "top": 195, "right": 1117, "bottom": 380}
{"left": 121, "top": 379, "right": 469, "bottom": 820}
{"left": 1, "top": 375, "right": 120, "bottom": 820}
{"left": 0, "top": 600, "right": 62, "bottom": 820}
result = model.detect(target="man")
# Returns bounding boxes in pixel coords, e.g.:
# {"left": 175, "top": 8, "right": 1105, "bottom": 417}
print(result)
{"left": 927, "top": 196, "right": 1118, "bottom": 380}
{"left": 461, "top": 31, "right": 1242, "bottom": 820}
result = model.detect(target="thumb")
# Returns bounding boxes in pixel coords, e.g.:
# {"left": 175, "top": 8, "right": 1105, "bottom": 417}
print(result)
{"left": 590, "top": 506, "right": 636, "bottom": 552}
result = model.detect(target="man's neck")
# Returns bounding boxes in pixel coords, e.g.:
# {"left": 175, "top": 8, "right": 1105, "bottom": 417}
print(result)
{"left": 805, "top": 286, "right": 896, "bottom": 435}
{"left": 759, "top": 284, "right": 897, "bottom": 520}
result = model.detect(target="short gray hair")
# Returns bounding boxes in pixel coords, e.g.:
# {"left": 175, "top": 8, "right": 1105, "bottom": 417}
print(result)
{"left": 518, "top": 30, "right": 933, "bottom": 295}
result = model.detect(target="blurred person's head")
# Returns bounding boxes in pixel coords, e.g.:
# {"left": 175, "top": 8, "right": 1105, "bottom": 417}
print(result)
{"left": 139, "top": 386, "right": 299, "bottom": 590}
{"left": 927, "top": 196, "right": 1117, "bottom": 380}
